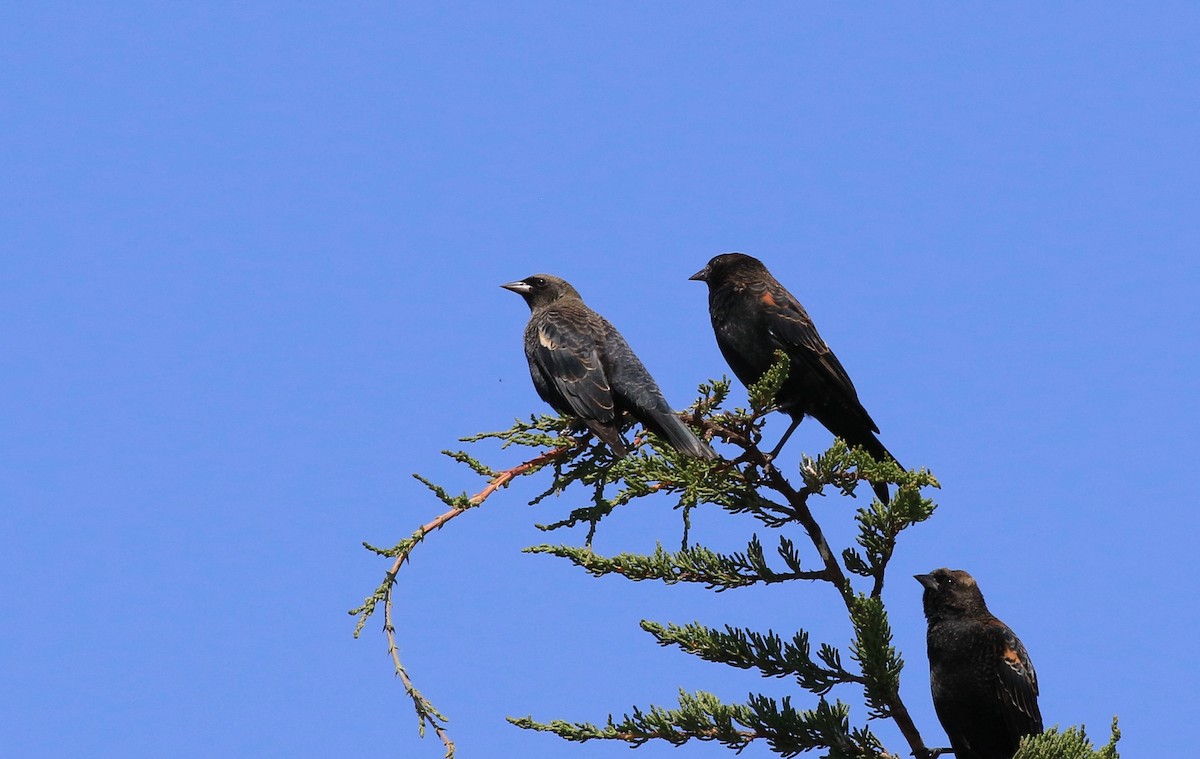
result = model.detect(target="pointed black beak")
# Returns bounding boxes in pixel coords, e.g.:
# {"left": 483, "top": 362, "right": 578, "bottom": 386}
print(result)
{"left": 914, "top": 574, "right": 938, "bottom": 591}
{"left": 500, "top": 280, "right": 531, "bottom": 294}
{"left": 688, "top": 266, "right": 709, "bottom": 282}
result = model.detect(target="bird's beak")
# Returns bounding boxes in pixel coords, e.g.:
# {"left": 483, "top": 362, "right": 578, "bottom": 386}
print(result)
{"left": 914, "top": 574, "right": 937, "bottom": 591}
{"left": 688, "top": 266, "right": 709, "bottom": 282}
{"left": 501, "top": 280, "right": 532, "bottom": 294}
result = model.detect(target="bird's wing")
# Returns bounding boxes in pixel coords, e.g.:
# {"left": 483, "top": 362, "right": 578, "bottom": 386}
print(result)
{"left": 594, "top": 319, "right": 716, "bottom": 459}
{"left": 754, "top": 280, "right": 861, "bottom": 402}
{"left": 597, "top": 322, "right": 671, "bottom": 414}
{"left": 531, "top": 307, "right": 616, "bottom": 423}
{"left": 988, "top": 618, "right": 1044, "bottom": 734}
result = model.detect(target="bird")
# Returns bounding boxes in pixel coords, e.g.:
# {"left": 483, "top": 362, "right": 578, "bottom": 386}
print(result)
{"left": 690, "top": 252, "right": 897, "bottom": 501}
{"left": 502, "top": 274, "right": 717, "bottom": 460}
{"left": 915, "top": 568, "right": 1043, "bottom": 759}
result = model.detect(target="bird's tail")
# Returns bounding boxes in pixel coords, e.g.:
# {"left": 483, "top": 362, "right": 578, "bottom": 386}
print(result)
{"left": 644, "top": 412, "right": 718, "bottom": 460}
{"left": 586, "top": 421, "right": 629, "bottom": 458}
{"left": 841, "top": 430, "right": 901, "bottom": 504}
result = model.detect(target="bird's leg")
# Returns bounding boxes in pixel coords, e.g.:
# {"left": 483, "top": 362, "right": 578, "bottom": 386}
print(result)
{"left": 765, "top": 415, "right": 803, "bottom": 460}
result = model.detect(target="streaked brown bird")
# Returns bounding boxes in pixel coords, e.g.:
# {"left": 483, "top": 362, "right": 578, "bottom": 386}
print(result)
{"left": 502, "top": 274, "right": 716, "bottom": 460}
{"left": 690, "top": 252, "right": 897, "bottom": 501}
{"left": 916, "top": 568, "right": 1043, "bottom": 759}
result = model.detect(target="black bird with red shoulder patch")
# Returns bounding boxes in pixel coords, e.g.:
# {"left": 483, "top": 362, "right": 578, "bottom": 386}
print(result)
{"left": 690, "top": 252, "right": 897, "bottom": 501}
{"left": 502, "top": 274, "right": 716, "bottom": 460}
{"left": 916, "top": 568, "right": 1043, "bottom": 759}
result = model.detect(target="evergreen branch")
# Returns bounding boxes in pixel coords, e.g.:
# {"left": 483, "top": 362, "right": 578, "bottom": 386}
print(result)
{"left": 509, "top": 690, "right": 758, "bottom": 750}
{"left": 749, "top": 350, "right": 793, "bottom": 413}
{"left": 689, "top": 362, "right": 784, "bottom": 455}
{"left": 847, "top": 595, "right": 903, "bottom": 721}
{"left": 742, "top": 696, "right": 887, "bottom": 759}
{"left": 720, "top": 490, "right": 798, "bottom": 527}
{"left": 529, "top": 453, "right": 627, "bottom": 538}
{"left": 667, "top": 456, "right": 800, "bottom": 528}
{"left": 531, "top": 442, "right": 614, "bottom": 508}
{"left": 642, "top": 621, "right": 863, "bottom": 693}
{"left": 383, "top": 580, "right": 454, "bottom": 757}
{"left": 352, "top": 445, "right": 571, "bottom": 634}
{"left": 698, "top": 360, "right": 855, "bottom": 595}
{"left": 841, "top": 594, "right": 930, "bottom": 757}
{"left": 831, "top": 452, "right": 940, "bottom": 598}
{"left": 462, "top": 414, "right": 576, "bottom": 451}
{"left": 797, "top": 440, "right": 937, "bottom": 508}
{"left": 512, "top": 690, "right": 888, "bottom": 759}
{"left": 366, "top": 366, "right": 954, "bottom": 758}
{"left": 351, "top": 444, "right": 573, "bottom": 757}
{"left": 1015, "top": 718, "right": 1120, "bottom": 759}
{"left": 758, "top": 448, "right": 848, "bottom": 600}
{"left": 621, "top": 408, "right": 937, "bottom": 757}
{"left": 733, "top": 433, "right": 933, "bottom": 759}
{"left": 797, "top": 441, "right": 884, "bottom": 499}
{"left": 688, "top": 376, "right": 732, "bottom": 419}
{"left": 641, "top": 430, "right": 934, "bottom": 758}
{"left": 525, "top": 414, "right": 727, "bottom": 543}
{"left": 441, "top": 449, "right": 498, "bottom": 479}
{"left": 524, "top": 536, "right": 828, "bottom": 590}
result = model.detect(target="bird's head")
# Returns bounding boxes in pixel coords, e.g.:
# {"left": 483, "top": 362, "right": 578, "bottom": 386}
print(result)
{"left": 915, "top": 568, "right": 990, "bottom": 620}
{"left": 689, "top": 252, "right": 766, "bottom": 287}
{"left": 501, "top": 274, "right": 581, "bottom": 310}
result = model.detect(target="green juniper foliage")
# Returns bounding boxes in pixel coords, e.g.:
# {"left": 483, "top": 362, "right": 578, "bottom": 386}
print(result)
{"left": 353, "top": 358, "right": 1118, "bottom": 758}
{"left": 1016, "top": 719, "right": 1121, "bottom": 759}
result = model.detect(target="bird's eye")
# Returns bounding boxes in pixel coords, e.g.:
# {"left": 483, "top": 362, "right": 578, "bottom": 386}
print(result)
{"left": 533, "top": 277, "right": 547, "bottom": 287}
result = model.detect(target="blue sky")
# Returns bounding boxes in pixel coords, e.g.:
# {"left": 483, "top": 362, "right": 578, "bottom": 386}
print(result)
{"left": 2, "top": 3, "right": 1197, "bottom": 757}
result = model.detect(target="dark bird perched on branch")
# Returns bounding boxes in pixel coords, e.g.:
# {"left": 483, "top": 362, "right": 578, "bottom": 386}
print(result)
{"left": 502, "top": 274, "right": 717, "bottom": 460}
{"left": 916, "top": 569, "right": 1043, "bottom": 759}
{"left": 689, "top": 252, "right": 898, "bottom": 502}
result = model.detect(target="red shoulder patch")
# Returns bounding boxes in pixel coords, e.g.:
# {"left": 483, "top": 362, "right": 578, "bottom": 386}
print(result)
{"left": 1002, "top": 646, "right": 1022, "bottom": 667}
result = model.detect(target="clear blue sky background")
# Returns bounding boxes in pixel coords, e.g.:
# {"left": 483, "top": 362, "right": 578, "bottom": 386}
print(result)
{"left": 3, "top": 4, "right": 1196, "bottom": 757}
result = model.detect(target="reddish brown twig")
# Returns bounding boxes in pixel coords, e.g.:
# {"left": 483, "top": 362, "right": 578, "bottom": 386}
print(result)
{"left": 361, "top": 445, "right": 574, "bottom": 758}
{"left": 387, "top": 444, "right": 572, "bottom": 576}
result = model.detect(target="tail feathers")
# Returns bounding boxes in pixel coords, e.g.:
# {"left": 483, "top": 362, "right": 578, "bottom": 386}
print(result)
{"left": 642, "top": 411, "right": 718, "bottom": 460}
{"left": 854, "top": 429, "right": 902, "bottom": 506}
{"left": 854, "top": 431, "right": 900, "bottom": 468}
{"left": 585, "top": 414, "right": 715, "bottom": 460}
{"left": 586, "top": 421, "right": 629, "bottom": 457}
{"left": 871, "top": 481, "right": 891, "bottom": 505}
{"left": 839, "top": 429, "right": 902, "bottom": 505}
